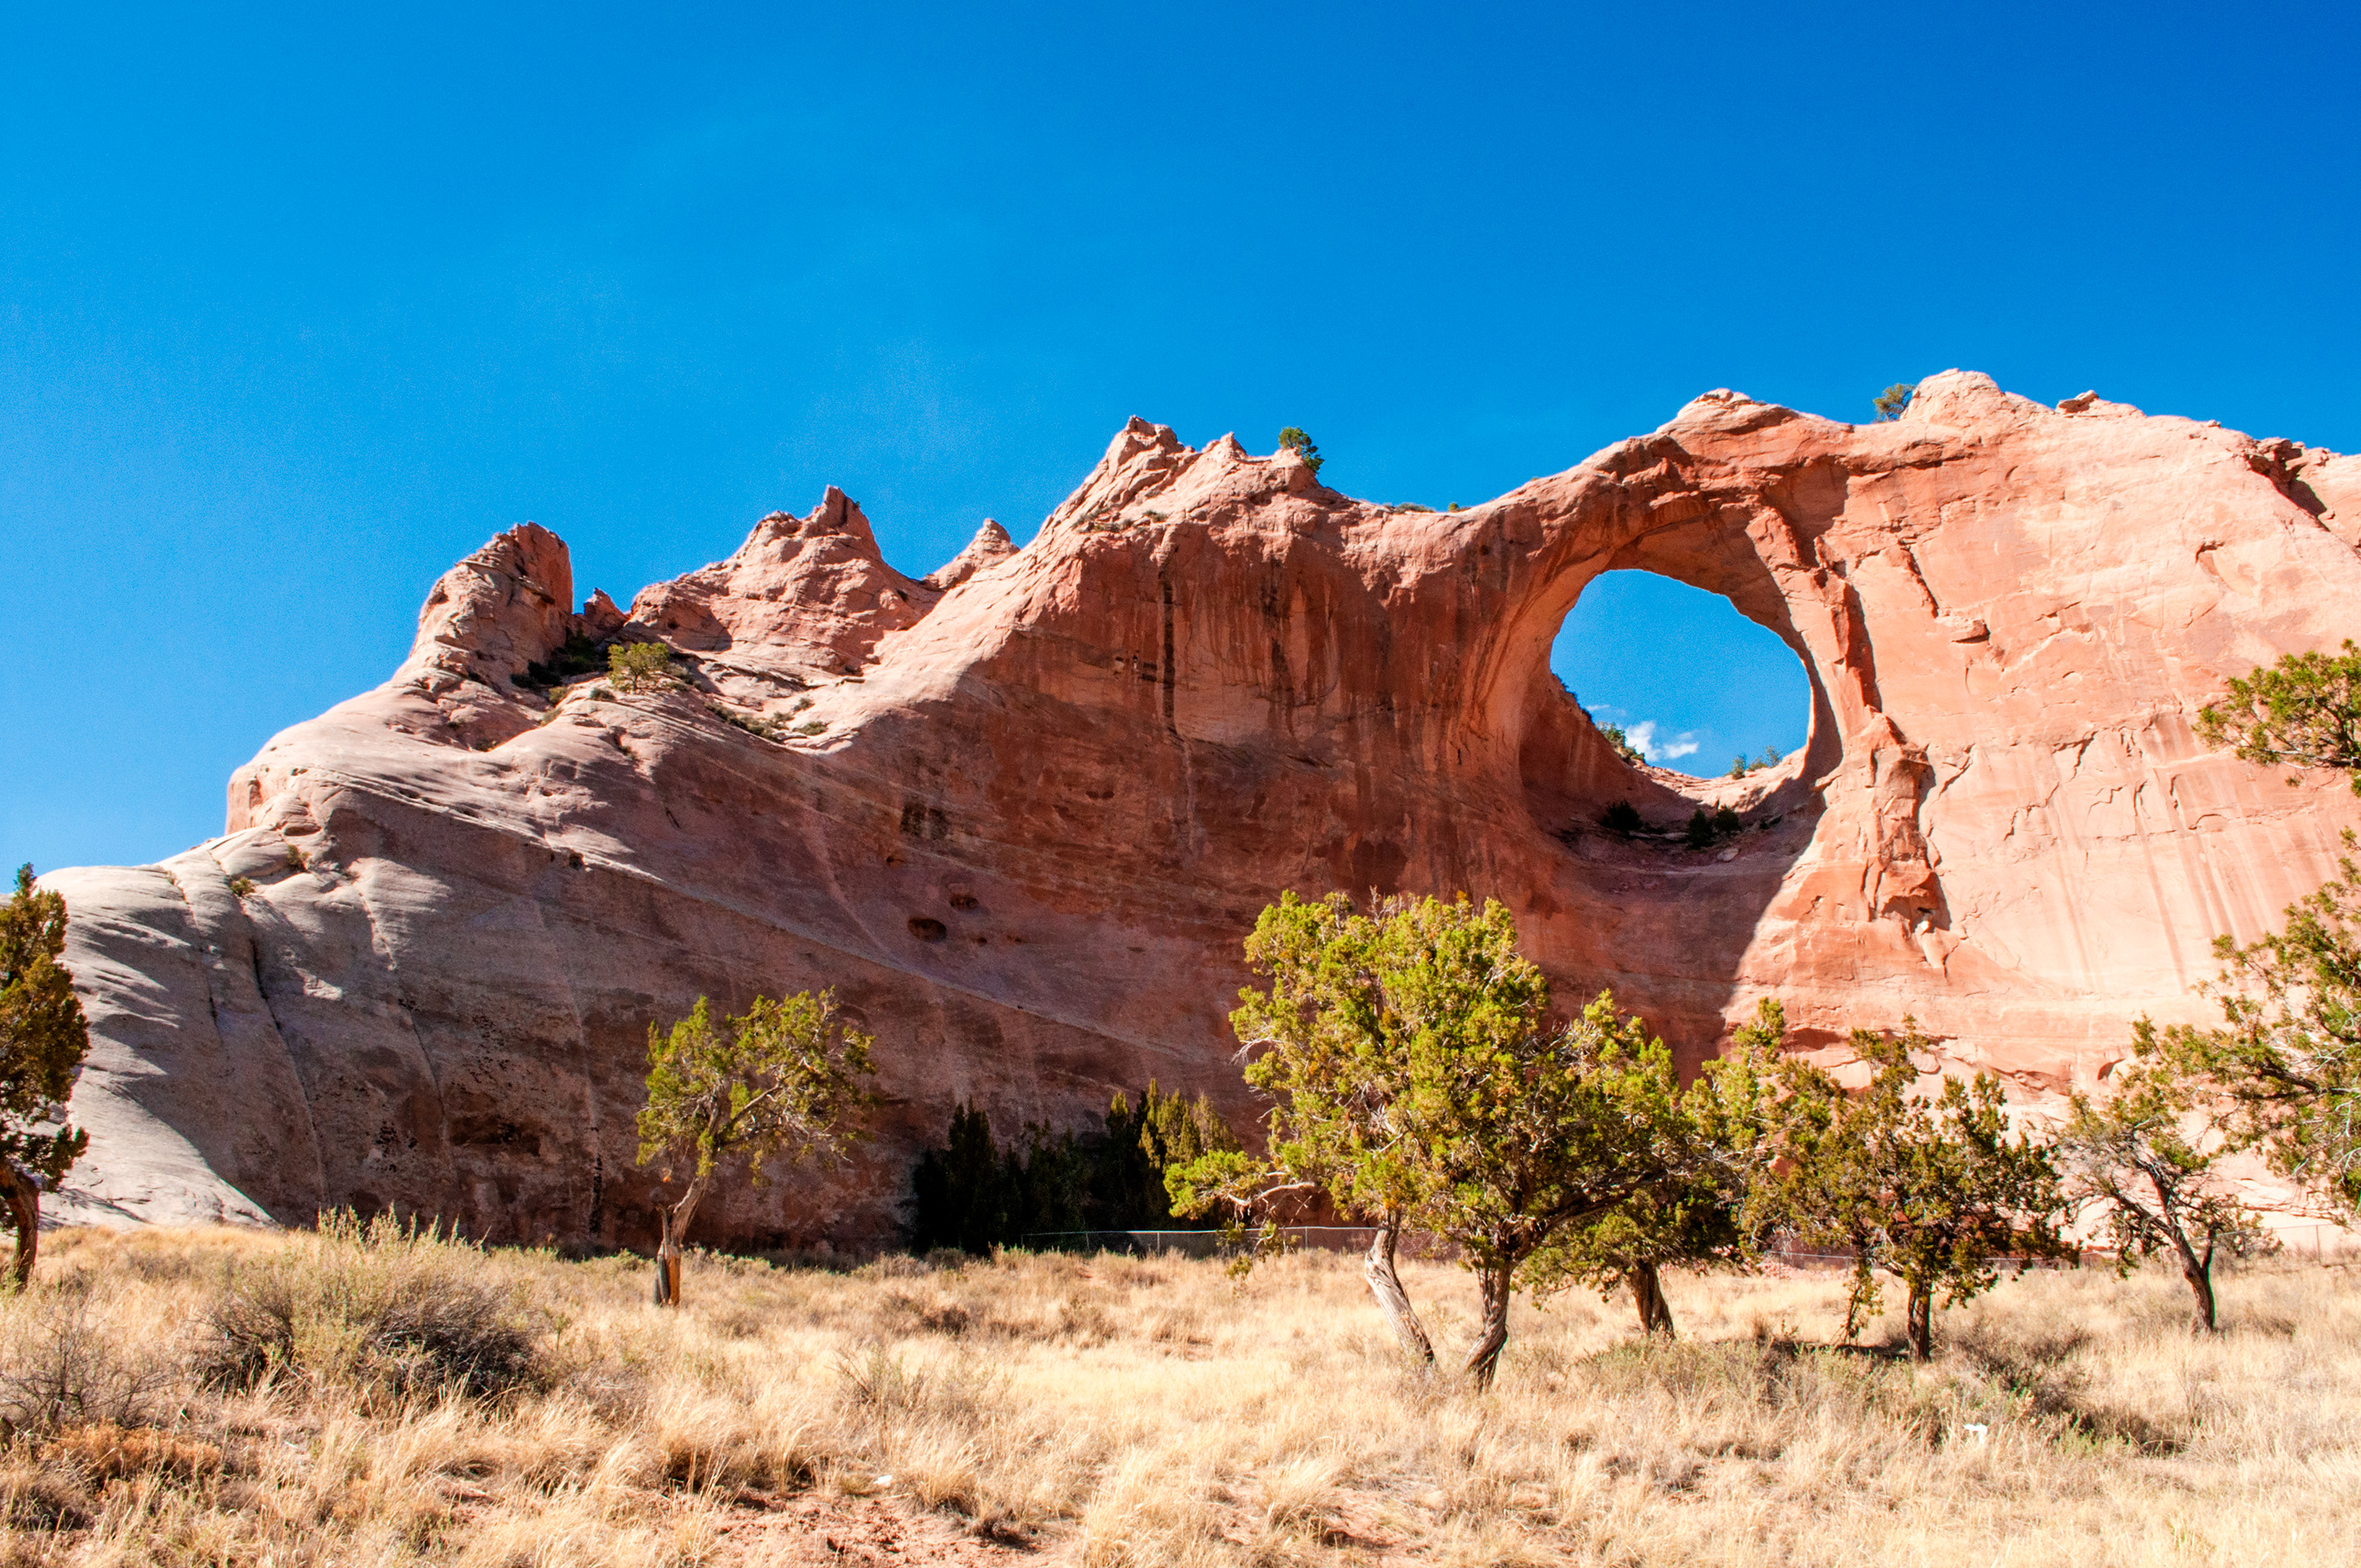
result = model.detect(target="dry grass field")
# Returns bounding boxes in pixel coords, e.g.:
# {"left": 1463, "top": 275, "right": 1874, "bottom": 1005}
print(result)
{"left": 0, "top": 1220, "right": 2355, "bottom": 1566}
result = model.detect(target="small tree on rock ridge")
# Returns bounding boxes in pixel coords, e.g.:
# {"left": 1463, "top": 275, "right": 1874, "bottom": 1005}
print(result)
{"left": 1598, "top": 722, "right": 1645, "bottom": 767}
{"left": 609, "top": 641, "right": 676, "bottom": 694}
{"left": 1872, "top": 382, "right": 1916, "bottom": 421}
{"left": 637, "top": 991, "right": 876, "bottom": 1305}
{"left": 1276, "top": 427, "right": 1324, "bottom": 478}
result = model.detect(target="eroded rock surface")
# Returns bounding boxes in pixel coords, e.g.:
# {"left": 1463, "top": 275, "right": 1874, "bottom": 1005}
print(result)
{"left": 45, "top": 373, "right": 2361, "bottom": 1246}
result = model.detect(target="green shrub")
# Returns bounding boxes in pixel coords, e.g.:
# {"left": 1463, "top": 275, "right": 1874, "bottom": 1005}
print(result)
{"left": 1, "top": 864, "right": 92, "bottom": 1289}
{"left": 1873, "top": 382, "right": 1916, "bottom": 421}
{"left": 1683, "top": 806, "right": 1745, "bottom": 849}
{"left": 709, "top": 703, "right": 789, "bottom": 741}
{"left": 521, "top": 630, "right": 604, "bottom": 691}
{"left": 197, "top": 1211, "right": 544, "bottom": 1405}
{"left": 1684, "top": 809, "right": 1716, "bottom": 850}
{"left": 1600, "top": 801, "right": 1643, "bottom": 835}
{"left": 908, "top": 1084, "right": 1240, "bottom": 1255}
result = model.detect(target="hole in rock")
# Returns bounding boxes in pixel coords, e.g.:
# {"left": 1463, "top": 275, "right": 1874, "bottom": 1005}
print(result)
{"left": 1550, "top": 572, "right": 1810, "bottom": 781}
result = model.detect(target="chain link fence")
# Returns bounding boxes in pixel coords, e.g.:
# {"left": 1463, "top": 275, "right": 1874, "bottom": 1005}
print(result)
{"left": 1019, "top": 1226, "right": 1382, "bottom": 1258}
{"left": 1015, "top": 1227, "right": 2358, "bottom": 1265}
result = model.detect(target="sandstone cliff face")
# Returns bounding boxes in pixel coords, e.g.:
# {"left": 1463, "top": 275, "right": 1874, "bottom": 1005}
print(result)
{"left": 45, "top": 373, "right": 2361, "bottom": 1244}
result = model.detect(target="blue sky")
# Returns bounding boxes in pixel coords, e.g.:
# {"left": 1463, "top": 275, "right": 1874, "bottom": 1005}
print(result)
{"left": 1558, "top": 574, "right": 1811, "bottom": 774}
{"left": 5, "top": 2, "right": 2356, "bottom": 869}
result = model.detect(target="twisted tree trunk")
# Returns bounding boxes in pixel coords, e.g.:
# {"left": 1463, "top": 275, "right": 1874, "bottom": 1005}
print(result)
{"left": 2174, "top": 1229, "right": 2219, "bottom": 1333}
{"left": 1904, "top": 1284, "right": 1934, "bottom": 1362}
{"left": 1363, "top": 1212, "right": 1435, "bottom": 1365}
{"left": 0, "top": 1166, "right": 39, "bottom": 1289}
{"left": 1625, "top": 1259, "right": 1675, "bottom": 1337}
{"left": 1463, "top": 1262, "right": 1515, "bottom": 1388}
{"left": 653, "top": 1178, "right": 708, "bottom": 1307}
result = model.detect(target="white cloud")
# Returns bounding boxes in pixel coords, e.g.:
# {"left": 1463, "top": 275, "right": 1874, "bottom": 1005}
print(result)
{"left": 1628, "top": 720, "right": 1699, "bottom": 763}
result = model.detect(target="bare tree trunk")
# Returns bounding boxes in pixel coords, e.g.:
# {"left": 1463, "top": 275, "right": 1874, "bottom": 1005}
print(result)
{"left": 1625, "top": 1259, "right": 1675, "bottom": 1337}
{"left": 1364, "top": 1213, "right": 1435, "bottom": 1365}
{"left": 0, "top": 1167, "right": 38, "bottom": 1289}
{"left": 1462, "top": 1262, "right": 1515, "bottom": 1388}
{"left": 653, "top": 1207, "right": 679, "bottom": 1306}
{"left": 654, "top": 1179, "right": 705, "bottom": 1308}
{"left": 1905, "top": 1284, "right": 1934, "bottom": 1362}
{"left": 2174, "top": 1231, "right": 2219, "bottom": 1333}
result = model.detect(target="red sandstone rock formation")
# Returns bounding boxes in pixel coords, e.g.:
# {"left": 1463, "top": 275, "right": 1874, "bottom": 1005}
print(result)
{"left": 44, "top": 371, "right": 2361, "bottom": 1245}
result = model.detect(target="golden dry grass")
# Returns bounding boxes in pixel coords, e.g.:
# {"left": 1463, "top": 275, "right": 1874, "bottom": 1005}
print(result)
{"left": 0, "top": 1224, "right": 2355, "bottom": 1565}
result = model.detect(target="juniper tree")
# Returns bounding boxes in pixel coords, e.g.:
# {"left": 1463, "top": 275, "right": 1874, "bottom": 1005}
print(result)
{"left": 1105, "top": 1081, "right": 1239, "bottom": 1228}
{"left": 908, "top": 1101, "right": 1005, "bottom": 1256}
{"left": 0, "top": 865, "right": 90, "bottom": 1287}
{"left": 2147, "top": 841, "right": 2361, "bottom": 1219}
{"left": 1412, "top": 983, "right": 1713, "bottom": 1384}
{"left": 1872, "top": 382, "right": 1916, "bottom": 420}
{"left": 1166, "top": 891, "right": 1452, "bottom": 1363}
{"left": 2154, "top": 643, "right": 2361, "bottom": 1217}
{"left": 1770, "top": 1020, "right": 2066, "bottom": 1361}
{"left": 1532, "top": 998, "right": 1782, "bottom": 1336}
{"left": 2058, "top": 1028, "right": 2266, "bottom": 1333}
{"left": 637, "top": 991, "right": 875, "bottom": 1305}
{"left": 1172, "top": 892, "right": 1714, "bottom": 1386}
{"left": 2196, "top": 640, "right": 2361, "bottom": 786}
{"left": 608, "top": 641, "right": 675, "bottom": 694}
{"left": 1276, "top": 427, "right": 1324, "bottom": 477}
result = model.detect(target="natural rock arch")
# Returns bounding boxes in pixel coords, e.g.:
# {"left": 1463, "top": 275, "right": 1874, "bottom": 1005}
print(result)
{"left": 41, "top": 371, "right": 2361, "bottom": 1246}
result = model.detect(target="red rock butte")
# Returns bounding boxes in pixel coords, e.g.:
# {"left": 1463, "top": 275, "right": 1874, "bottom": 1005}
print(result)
{"left": 44, "top": 371, "right": 2361, "bottom": 1248}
